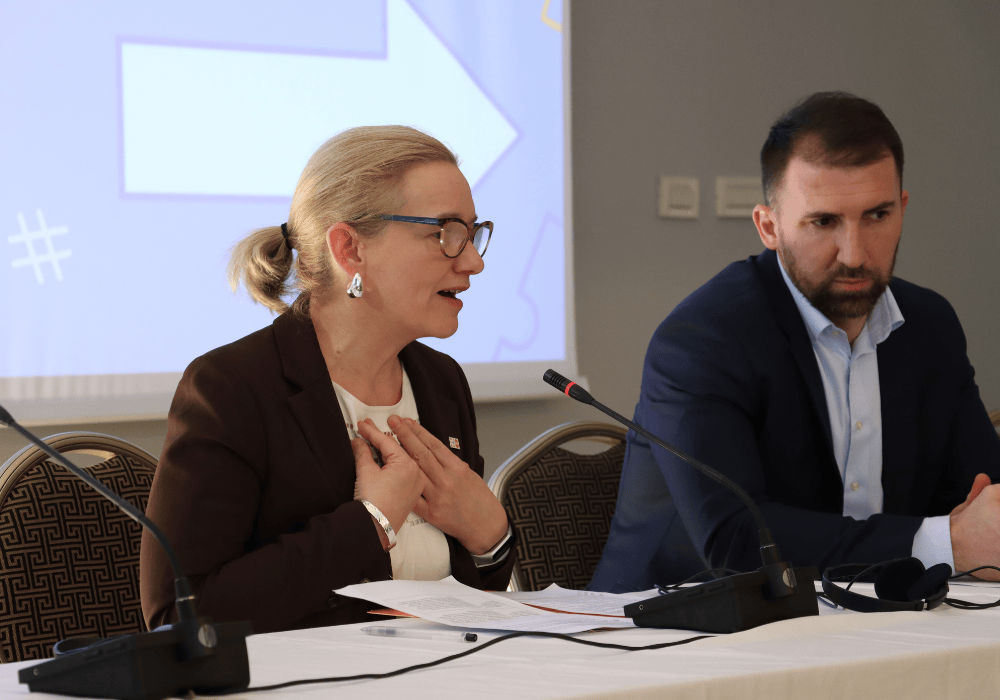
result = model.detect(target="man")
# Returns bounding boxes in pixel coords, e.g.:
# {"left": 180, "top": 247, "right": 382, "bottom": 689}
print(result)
{"left": 590, "top": 92, "right": 1000, "bottom": 592}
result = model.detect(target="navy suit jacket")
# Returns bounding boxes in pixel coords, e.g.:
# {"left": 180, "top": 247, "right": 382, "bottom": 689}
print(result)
{"left": 590, "top": 249, "right": 1000, "bottom": 592}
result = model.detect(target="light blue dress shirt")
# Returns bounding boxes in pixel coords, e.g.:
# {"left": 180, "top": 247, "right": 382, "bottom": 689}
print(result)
{"left": 778, "top": 261, "right": 955, "bottom": 570}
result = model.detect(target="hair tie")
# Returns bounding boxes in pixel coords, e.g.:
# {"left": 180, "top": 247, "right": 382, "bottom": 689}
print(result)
{"left": 280, "top": 222, "right": 292, "bottom": 249}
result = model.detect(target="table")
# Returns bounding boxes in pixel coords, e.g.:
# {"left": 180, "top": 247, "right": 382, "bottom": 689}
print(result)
{"left": 2, "top": 582, "right": 998, "bottom": 699}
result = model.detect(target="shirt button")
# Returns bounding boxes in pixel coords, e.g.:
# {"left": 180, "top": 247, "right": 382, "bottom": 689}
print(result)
{"left": 850, "top": 482, "right": 860, "bottom": 491}
{"left": 855, "top": 421, "right": 863, "bottom": 430}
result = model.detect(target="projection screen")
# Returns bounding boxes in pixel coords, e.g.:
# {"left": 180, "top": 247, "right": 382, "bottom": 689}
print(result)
{"left": 1, "top": 0, "right": 577, "bottom": 425}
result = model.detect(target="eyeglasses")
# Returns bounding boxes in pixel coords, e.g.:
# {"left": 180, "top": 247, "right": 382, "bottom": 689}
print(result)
{"left": 381, "top": 215, "right": 493, "bottom": 259}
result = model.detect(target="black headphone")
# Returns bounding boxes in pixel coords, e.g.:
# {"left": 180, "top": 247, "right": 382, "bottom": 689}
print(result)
{"left": 822, "top": 558, "right": 952, "bottom": 612}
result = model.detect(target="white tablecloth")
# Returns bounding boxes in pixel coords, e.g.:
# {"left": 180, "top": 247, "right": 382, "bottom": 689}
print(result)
{"left": 2, "top": 582, "right": 998, "bottom": 699}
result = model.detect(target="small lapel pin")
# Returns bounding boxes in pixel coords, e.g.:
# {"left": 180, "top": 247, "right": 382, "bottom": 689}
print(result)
{"left": 449, "top": 437, "right": 460, "bottom": 449}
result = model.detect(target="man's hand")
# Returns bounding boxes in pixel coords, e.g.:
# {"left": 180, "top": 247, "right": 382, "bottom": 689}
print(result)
{"left": 388, "top": 416, "right": 508, "bottom": 555}
{"left": 951, "top": 473, "right": 1000, "bottom": 581}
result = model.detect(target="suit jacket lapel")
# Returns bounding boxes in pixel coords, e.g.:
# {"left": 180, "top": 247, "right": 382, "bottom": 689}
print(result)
{"left": 756, "top": 249, "right": 835, "bottom": 456}
{"left": 400, "top": 343, "right": 462, "bottom": 458}
{"left": 874, "top": 288, "right": 918, "bottom": 513}
{"left": 273, "top": 311, "right": 356, "bottom": 502}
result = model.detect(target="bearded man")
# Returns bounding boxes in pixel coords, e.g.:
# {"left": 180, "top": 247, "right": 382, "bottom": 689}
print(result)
{"left": 590, "top": 92, "right": 1000, "bottom": 592}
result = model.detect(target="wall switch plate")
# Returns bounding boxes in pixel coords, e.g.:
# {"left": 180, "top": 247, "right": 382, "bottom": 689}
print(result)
{"left": 716, "top": 177, "right": 764, "bottom": 218}
{"left": 659, "top": 177, "right": 699, "bottom": 219}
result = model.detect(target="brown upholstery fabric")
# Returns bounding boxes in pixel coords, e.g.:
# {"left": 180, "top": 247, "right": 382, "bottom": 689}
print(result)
{"left": 500, "top": 443, "right": 625, "bottom": 591}
{"left": 0, "top": 456, "right": 154, "bottom": 662}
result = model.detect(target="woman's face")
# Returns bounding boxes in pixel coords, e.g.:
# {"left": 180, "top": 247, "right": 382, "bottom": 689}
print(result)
{"left": 360, "top": 161, "right": 485, "bottom": 341}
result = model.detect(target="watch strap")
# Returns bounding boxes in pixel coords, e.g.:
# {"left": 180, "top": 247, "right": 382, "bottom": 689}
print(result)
{"left": 472, "top": 522, "right": 514, "bottom": 568}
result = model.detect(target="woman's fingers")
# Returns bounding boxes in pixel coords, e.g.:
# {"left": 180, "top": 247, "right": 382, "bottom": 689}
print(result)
{"left": 388, "top": 416, "right": 461, "bottom": 484}
{"left": 383, "top": 417, "right": 507, "bottom": 552}
{"left": 351, "top": 437, "right": 375, "bottom": 469}
{"left": 352, "top": 420, "right": 426, "bottom": 532}
{"left": 356, "top": 419, "right": 399, "bottom": 460}
{"left": 353, "top": 416, "right": 507, "bottom": 551}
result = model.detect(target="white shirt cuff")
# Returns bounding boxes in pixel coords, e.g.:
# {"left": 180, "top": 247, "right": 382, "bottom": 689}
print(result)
{"left": 911, "top": 515, "right": 955, "bottom": 572}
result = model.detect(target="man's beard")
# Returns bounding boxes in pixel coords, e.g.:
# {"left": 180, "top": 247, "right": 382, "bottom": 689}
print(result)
{"left": 780, "top": 243, "right": 898, "bottom": 322}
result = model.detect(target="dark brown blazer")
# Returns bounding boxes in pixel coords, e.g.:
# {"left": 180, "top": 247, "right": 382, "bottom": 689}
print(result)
{"left": 140, "top": 310, "right": 514, "bottom": 634}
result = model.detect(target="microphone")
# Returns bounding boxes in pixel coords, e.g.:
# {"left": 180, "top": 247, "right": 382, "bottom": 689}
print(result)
{"left": 543, "top": 370, "right": 819, "bottom": 633}
{"left": 0, "top": 403, "right": 252, "bottom": 700}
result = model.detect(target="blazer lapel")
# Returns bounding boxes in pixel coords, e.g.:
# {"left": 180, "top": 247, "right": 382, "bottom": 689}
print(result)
{"left": 874, "top": 290, "right": 919, "bottom": 513}
{"left": 400, "top": 343, "right": 463, "bottom": 460}
{"left": 273, "top": 312, "right": 356, "bottom": 502}
{"left": 756, "top": 250, "right": 835, "bottom": 456}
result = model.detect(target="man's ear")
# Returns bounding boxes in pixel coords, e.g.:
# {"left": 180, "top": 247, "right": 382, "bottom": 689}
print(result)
{"left": 326, "top": 223, "right": 363, "bottom": 273}
{"left": 753, "top": 204, "right": 779, "bottom": 251}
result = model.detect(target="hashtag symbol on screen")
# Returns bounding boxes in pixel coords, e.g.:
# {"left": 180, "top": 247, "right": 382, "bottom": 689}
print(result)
{"left": 9, "top": 210, "right": 71, "bottom": 284}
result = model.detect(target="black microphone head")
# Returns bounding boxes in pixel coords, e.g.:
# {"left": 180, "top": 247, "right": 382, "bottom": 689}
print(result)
{"left": 543, "top": 369, "right": 571, "bottom": 393}
{"left": 542, "top": 369, "right": 594, "bottom": 405}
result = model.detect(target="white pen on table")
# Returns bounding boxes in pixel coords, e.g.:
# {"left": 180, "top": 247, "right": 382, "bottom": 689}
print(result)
{"left": 361, "top": 626, "right": 478, "bottom": 643}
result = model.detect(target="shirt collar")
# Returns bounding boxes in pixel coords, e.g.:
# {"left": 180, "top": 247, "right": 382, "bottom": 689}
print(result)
{"left": 777, "top": 255, "right": 904, "bottom": 346}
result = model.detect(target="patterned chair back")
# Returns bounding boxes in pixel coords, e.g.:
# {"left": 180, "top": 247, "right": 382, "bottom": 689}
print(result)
{"left": 0, "top": 432, "right": 157, "bottom": 663}
{"left": 488, "top": 421, "right": 627, "bottom": 592}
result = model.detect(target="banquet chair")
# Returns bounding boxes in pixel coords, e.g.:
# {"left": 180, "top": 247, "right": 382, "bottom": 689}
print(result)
{"left": 0, "top": 432, "right": 157, "bottom": 663}
{"left": 488, "top": 421, "right": 627, "bottom": 592}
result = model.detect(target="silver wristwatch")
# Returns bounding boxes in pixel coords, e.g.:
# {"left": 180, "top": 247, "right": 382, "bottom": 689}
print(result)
{"left": 471, "top": 523, "right": 514, "bottom": 568}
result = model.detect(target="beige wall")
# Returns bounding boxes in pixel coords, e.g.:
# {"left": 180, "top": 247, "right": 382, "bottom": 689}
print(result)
{"left": 3, "top": 0, "right": 998, "bottom": 480}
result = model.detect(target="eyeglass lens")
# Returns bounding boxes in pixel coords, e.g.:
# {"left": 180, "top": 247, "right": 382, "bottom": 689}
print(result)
{"left": 441, "top": 221, "right": 491, "bottom": 258}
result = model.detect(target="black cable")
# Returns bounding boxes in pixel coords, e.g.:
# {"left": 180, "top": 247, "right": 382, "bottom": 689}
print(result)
{"left": 825, "top": 562, "right": 1000, "bottom": 610}
{"left": 655, "top": 568, "right": 741, "bottom": 593}
{"left": 945, "top": 565, "right": 1000, "bottom": 610}
{"left": 224, "top": 629, "right": 714, "bottom": 694}
{"left": 950, "top": 565, "right": 1000, "bottom": 580}
{"left": 232, "top": 564, "right": 1000, "bottom": 693}
{"left": 843, "top": 563, "right": 881, "bottom": 593}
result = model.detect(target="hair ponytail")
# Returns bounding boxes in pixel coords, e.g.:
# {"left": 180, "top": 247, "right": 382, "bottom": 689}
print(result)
{"left": 228, "top": 224, "right": 296, "bottom": 314}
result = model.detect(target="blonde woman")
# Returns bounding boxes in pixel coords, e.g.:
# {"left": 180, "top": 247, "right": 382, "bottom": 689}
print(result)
{"left": 140, "top": 126, "right": 514, "bottom": 634}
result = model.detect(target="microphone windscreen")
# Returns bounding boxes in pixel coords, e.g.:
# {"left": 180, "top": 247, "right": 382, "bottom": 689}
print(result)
{"left": 542, "top": 370, "right": 594, "bottom": 404}
{"left": 543, "top": 369, "right": 571, "bottom": 393}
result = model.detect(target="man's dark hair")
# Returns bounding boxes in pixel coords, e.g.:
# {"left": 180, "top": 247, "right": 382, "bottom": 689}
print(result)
{"left": 760, "top": 91, "right": 904, "bottom": 205}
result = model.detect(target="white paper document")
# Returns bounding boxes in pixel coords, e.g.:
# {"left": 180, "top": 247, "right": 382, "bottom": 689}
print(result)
{"left": 493, "top": 583, "right": 659, "bottom": 616}
{"left": 334, "top": 577, "right": 637, "bottom": 633}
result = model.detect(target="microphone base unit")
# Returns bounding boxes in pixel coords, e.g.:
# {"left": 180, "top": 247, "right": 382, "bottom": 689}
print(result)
{"left": 18, "top": 621, "right": 252, "bottom": 700}
{"left": 625, "top": 567, "right": 820, "bottom": 633}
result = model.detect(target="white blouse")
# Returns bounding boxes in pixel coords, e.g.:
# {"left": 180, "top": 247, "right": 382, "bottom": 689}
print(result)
{"left": 332, "top": 365, "right": 451, "bottom": 581}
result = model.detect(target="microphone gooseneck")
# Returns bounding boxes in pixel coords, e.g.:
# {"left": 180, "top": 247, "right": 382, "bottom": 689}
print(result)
{"left": 542, "top": 370, "right": 783, "bottom": 568}
{"left": 542, "top": 369, "right": 801, "bottom": 604}
{"left": 0, "top": 408, "right": 199, "bottom": 625}
{"left": 1, "top": 402, "right": 251, "bottom": 699}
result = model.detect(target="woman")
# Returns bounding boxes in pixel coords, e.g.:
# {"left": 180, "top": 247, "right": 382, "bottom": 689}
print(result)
{"left": 139, "top": 126, "right": 515, "bottom": 634}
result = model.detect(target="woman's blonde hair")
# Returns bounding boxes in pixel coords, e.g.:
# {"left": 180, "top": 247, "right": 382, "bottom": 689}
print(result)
{"left": 228, "top": 125, "right": 458, "bottom": 315}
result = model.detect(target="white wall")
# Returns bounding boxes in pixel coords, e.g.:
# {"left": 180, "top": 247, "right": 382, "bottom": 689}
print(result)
{"left": 3, "top": 0, "right": 998, "bottom": 479}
